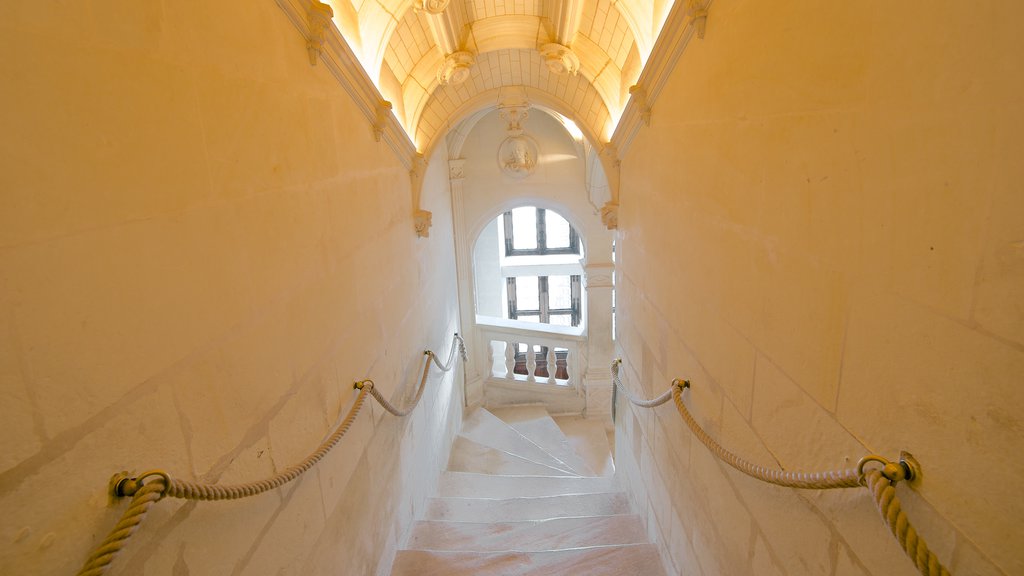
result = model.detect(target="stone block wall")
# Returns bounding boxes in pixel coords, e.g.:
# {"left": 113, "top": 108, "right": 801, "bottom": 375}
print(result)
{"left": 0, "top": 2, "right": 462, "bottom": 574}
{"left": 614, "top": 1, "right": 1024, "bottom": 575}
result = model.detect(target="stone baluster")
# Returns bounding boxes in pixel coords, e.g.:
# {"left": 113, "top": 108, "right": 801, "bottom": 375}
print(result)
{"left": 505, "top": 340, "right": 516, "bottom": 379}
{"left": 547, "top": 347, "right": 557, "bottom": 384}
{"left": 526, "top": 343, "right": 537, "bottom": 382}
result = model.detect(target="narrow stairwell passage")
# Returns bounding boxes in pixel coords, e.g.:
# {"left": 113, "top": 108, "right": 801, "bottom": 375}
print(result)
{"left": 390, "top": 406, "right": 667, "bottom": 576}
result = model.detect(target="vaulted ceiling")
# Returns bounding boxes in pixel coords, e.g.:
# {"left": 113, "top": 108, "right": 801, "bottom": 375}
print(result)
{"left": 324, "top": 0, "right": 674, "bottom": 152}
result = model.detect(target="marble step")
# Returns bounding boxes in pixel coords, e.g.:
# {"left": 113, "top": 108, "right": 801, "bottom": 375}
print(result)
{"left": 552, "top": 415, "right": 616, "bottom": 477}
{"left": 461, "top": 408, "right": 579, "bottom": 475}
{"left": 488, "top": 405, "right": 595, "bottom": 476}
{"left": 438, "top": 471, "right": 618, "bottom": 499}
{"left": 391, "top": 544, "right": 667, "bottom": 576}
{"left": 423, "top": 492, "right": 631, "bottom": 523}
{"left": 406, "top": 515, "right": 648, "bottom": 552}
{"left": 448, "top": 436, "right": 580, "bottom": 476}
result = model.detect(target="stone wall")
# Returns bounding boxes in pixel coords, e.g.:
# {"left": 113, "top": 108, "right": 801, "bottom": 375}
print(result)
{"left": 0, "top": 2, "right": 462, "bottom": 575}
{"left": 613, "top": 1, "right": 1023, "bottom": 575}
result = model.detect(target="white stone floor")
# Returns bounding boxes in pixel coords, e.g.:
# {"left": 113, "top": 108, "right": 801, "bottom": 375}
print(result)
{"left": 389, "top": 405, "right": 666, "bottom": 576}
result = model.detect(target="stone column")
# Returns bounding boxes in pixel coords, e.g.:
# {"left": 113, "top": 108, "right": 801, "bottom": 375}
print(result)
{"left": 448, "top": 158, "right": 484, "bottom": 408}
{"left": 583, "top": 261, "right": 615, "bottom": 416}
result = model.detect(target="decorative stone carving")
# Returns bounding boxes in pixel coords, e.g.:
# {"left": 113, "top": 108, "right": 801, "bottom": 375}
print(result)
{"left": 600, "top": 202, "right": 619, "bottom": 230}
{"left": 497, "top": 88, "right": 530, "bottom": 136}
{"left": 373, "top": 100, "right": 393, "bottom": 142}
{"left": 437, "top": 51, "right": 475, "bottom": 86}
{"left": 628, "top": 85, "right": 652, "bottom": 127}
{"left": 685, "top": 0, "right": 709, "bottom": 39}
{"left": 306, "top": 1, "right": 335, "bottom": 66}
{"left": 585, "top": 263, "right": 615, "bottom": 288}
{"left": 449, "top": 158, "right": 466, "bottom": 180}
{"left": 498, "top": 135, "right": 539, "bottom": 179}
{"left": 420, "top": 0, "right": 450, "bottom": 14}
{"left": 539, "top": 43, "right": 581, "bottom": 76}
{"left": 414, "top": 209, "right": 433, "bottom": 237}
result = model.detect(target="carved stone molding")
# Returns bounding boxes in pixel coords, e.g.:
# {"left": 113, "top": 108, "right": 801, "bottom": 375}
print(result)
{"left": 437, "top": 51, "right": 475, "bottom": 86}
{"left": 306, "top": 1, "right": 334, "bottom": 66}
{"left": 448, "top": 158, "right": 466, "bottom": 180}
{"left": 275, "top": 0, "right": 416, "bottom": 171}
{"left": 585, "top": 263, "right": 615, "bottom": 288}
{"left": 628, "top": 85, "right": 651, "bottom": 127}
{"left": 686, "top": 0, "right": 709, "bottom": 39}
{"left": 611, "top": 0, "right": 714, "bottom": 157}
{"left": 497, "top": 87, "right": 531, "bottom": 136}
{"left": 539, "top": 43, "right": 581, "bottom": 76}
{"left": 600, "top": 202, "right": 619, "bottom": 230}
{"left": 414, "top": 209, "right": 433, "bottom": 238}
{"left": 419, "top": 0, "right": 450, "bottom": 15}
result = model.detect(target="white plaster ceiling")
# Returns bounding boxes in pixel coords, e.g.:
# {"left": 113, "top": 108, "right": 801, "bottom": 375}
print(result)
{"left": 328, "top": 0, "right": 671, "bottom": 152}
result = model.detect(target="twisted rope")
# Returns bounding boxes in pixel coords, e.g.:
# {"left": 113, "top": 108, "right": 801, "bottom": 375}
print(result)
{"left": 863, "top": 469, "right": 951, "bottom": 576}
{"left": 613, "top": 361, "right": 952, "bottom": 575}
{"left": 76, "top": 387, "right": 369, "bottom": 575}
{"left": 78, "top": 333, "right": 466, "bottom": 575}
{"left": 364, "top": 333, "right": 465, "bottom": 417}
{"left": 670, "top": 385, "right": 862, "bottom": 489}
{"left": 76, "top": 477, "right": 167, "bottom": 576}
{"left": 427, "top": 333, "right": 467, "bottom": 372}
{"left": 167, "top": 387, "right": 369, "bottom": 500}
{"left": 611, "top": 360, "right": 675, "bottom": 408}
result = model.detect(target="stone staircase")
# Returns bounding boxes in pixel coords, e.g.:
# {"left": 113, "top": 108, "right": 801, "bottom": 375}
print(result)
{"left": 390, "top": 405, "right": 666, "bottom": 576}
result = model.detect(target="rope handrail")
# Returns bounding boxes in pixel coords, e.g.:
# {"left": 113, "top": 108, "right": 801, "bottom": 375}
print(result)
{"left": 77, "top": 333, "right": 465, "bottom": 576}
{"left": 612, "top": 359, "right": 951, "bottom": 576}
{"left": 359, "top": 332, "right": 466, "bottom": 417}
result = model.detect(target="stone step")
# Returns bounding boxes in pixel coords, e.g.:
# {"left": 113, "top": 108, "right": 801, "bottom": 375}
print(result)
{"left": 437, "top": 471, "right": 618, "bottom": 499}
{"left": 406, "top": 514, "right": 648, "bottom": 552}
{"left": 448, "top": 436, "right": 580, "bottom": 476}
{"left": 460, "top": 408, "right": 579, "bottom": 475}
{"left": 488, "top": 405, "right": 595, "bottom": 476}
{"left": 391, "top": 544, "right": 667, "bottom": 576}
{"left": 423, "top": 492, "right": 630, "bottom": 523}
{"left": 552, "top": 414, "right": 615, "bottom": 477}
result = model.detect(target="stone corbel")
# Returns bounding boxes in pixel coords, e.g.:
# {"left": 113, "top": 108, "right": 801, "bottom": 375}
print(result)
{"left": 600, "top": 202, "right": 619, "bottom": 230}
{"left": 685, "top": 0, "right": 709, "bottom": 39}
{"left": 598, "top": 143, "right": 620, "bottom": 229}
{"left": 539, "top": 43, "right": 581, "bottom": 76}
{"left": 410, "top": 153, "right": 433, "bottom": 237}
{"left": 414, "top": 210, "right": 433, "bottom": 238}
{"left": 628, "top": 85, "right": 651, "bottom": 126}
{"left": 419, "top": 0, "right": 450, "bottom": 15}
{"left": 437, "top": 51, "right": 475, "bottom": 86}
{"left": 306, "top": 1, "right": 334, "bottom": 66}
{"left": 373, "top": 100, "right": 393, "bottom": 142}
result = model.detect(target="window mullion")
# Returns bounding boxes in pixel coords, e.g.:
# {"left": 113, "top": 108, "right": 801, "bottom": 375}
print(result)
{"left": 506, "top": 276, "right": 517, "bottom": 320}
{"left": 503, "top": 211, "right": 515, "bottom": 256}
{"left": 536, "top": 208, "right": 546, "bottom": 254}
{"left": 539, "top": 276, "right": 549, "bottom": 323}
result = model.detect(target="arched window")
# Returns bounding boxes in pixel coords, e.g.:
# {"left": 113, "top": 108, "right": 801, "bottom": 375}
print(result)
{"left": 483, "top": 207, "right": 584, "bottom": 328}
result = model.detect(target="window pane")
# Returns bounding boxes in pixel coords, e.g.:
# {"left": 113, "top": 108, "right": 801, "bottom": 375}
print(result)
{"left": 517, "top": 314, "right": 540, "bottom": 324}
{"left": 546, "top": 210, "right": 571, "bottom": 249}
{"left": 548, "top": 275, "right": 572, "bottom": 309}
{"left": 511, "top": 207, "right": 537, "bottom": 250}
{"left": 515, "top": 276, "right": 539, "bottom": 310}
{"left": 549, "top": 314, "right": 572, "bottom": 327}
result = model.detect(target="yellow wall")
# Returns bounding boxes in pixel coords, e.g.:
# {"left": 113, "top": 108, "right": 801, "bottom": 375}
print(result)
{"left": 614, "top": 1, "right": 1023, "bottom": 575}
{"left": 0, "top": 1, "right": 462, "bottom": 574}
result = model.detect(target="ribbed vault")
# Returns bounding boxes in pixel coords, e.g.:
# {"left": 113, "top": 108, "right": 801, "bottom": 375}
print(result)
{"left": 326, "top": 0, "right": 673, "bottom": 150}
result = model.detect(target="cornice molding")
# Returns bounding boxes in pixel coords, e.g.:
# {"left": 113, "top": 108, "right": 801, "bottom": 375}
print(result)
{"left": 276, "top": 0, "right": 431, "bottom": 236}
{"left": 611, "top": 0, "right": 713, "bottom": 158}
{"left": 276, "top": 0, "right": 416, "bottom": 171}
